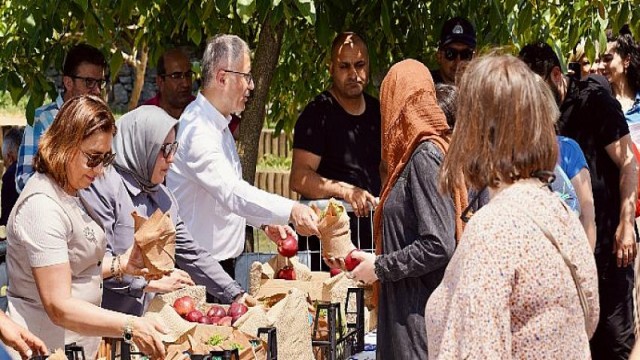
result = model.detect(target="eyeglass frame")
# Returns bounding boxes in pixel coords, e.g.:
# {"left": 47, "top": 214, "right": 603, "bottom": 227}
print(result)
{"left": 159, "top": 71, "right": 195, "bottom": 81}
{"left": 222, "top": 69, "right": 254, "bottom": 84}
{"left": 160, "top": 141, "right": 179, "bottom": 159}
{"left": 442, "top": 47, "right": 475, "bottom": 61}
{"left": 69, "top": 75, "right": 108, "bottom": 90}
{"left": 81, "top": 150, "right": 116, "bottom": 169}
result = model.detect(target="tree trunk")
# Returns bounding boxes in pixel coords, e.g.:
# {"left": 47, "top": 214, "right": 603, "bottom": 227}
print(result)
{"left": 127, "top": 42, "right": 149, "bottom": 110}
{"left": 237, "top": 12, "right": 285, "bottom": 251}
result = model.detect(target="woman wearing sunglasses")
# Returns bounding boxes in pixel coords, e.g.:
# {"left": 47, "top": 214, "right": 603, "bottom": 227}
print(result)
{"left": 4, "top": 96, "right": 166, "bottom": 360}
{"left": 80, "top": 105, "right": 250, "bottom": 318}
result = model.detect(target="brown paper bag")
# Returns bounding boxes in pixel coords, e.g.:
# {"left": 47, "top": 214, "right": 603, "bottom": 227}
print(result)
{"left": 317, "top": 199, "right": 356, "bottom": 260}
{"left": 133, "top": 209, "right": 176, "bottom": 275}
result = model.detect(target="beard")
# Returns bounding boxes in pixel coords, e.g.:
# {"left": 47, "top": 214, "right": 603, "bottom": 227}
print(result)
{"left": 549, "top": 80, "right": 562, "bottom": 106}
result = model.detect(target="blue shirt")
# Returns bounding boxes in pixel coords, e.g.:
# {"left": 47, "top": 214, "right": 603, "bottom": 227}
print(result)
{"left": 557, "top": 135, "right": 588, "bottom": 179}
{"left": 625, "top": 91, "right": 640, "bottom": 124}
{"left": 15, "top": 95, "right": 64, "bottom": 192}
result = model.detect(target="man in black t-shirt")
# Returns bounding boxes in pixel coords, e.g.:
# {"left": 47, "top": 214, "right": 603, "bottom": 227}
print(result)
{"left": 521, "top": 42, "right": 639, "bottom": 360}
{"left": 291, "top": 32, "right": 381, "bottom": 267}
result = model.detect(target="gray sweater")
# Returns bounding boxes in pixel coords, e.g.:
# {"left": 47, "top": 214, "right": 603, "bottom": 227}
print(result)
{"left": 80, "top": 167, "right": 243, "bottom": 315}
{"left": 374, "top": 141, "right": 456, "bottom": 360}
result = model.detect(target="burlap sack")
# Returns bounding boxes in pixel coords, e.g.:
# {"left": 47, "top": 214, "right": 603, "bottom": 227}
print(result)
{"left": 267, "top": 288, "right": 314, "bottom": 360}
{"left": 317, "top": 199, "right": 356, "bottom": 260}
{"left": 133, "top": 209, "right": 176, "bottom": 275}
{"left": 249, "top": 254, "right": 314, "bottom": 296}
{"left": 145, "top": 286, "right": 204, "bottom": 342}
{"left": 165, "top": 326, "right": 268, "bottom": 360}
{"left": 146, "top": 285, "right": 270, "bottom": 359}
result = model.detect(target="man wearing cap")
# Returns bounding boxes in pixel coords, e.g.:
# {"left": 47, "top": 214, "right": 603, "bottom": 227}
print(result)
{"left": 431, "top": 17, "right": 477, "bottom": 85}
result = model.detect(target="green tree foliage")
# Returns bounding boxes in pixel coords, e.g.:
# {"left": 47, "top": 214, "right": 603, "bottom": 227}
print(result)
{"left": 1, "top": 0, "right": 639, "bottom": 154}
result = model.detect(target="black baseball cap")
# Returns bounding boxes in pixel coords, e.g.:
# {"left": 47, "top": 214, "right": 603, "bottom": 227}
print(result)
{"left": 439, "top": 17, "right": 476, "bottom": 49}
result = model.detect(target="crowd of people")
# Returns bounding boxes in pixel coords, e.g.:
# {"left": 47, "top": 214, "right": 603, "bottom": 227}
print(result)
{"left": 0, "top": 15, "right": 639, "bottom": 360}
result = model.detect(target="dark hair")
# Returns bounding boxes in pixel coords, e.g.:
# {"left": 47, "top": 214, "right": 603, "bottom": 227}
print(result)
{"left": 435, "top": 83, "right": 458, "bottom": 129}
{"left": 331, "top": 32, "right": 368, "bottom": 61}
{"left": 610, "top": 25, "right": 640, "bottom": 92}
{"left": 157, "top": 48, "right": 189, "bottom": 76}
{"left": 34, "top": 95, "right": 116, "bottom": 189}
{"left": 62, "top": 44, "right": 107, "bottom": 76}
{"left": 518, "top": 42, "right": 561, "bottom": 79}
{"left": 440, "top": 54, "right": 558, "bottom": 192}
{"left": 2, "top": 126, "right": 24, "bottom": 158}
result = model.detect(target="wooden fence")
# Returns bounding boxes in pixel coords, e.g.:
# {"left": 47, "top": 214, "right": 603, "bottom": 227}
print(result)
{"left": 254, "top": 129, "right": 299, "bottom": 200}
{"left": 257, "top": 128, "right": 291, "bottom": 158}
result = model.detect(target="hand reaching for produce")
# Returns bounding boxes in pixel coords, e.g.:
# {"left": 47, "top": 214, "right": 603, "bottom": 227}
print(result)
{"left": 289, "top": 203, "right": 320, "bottom": 236}
{"left": 0, "top": 311, "right": 48, "bottom": 360}
{"left": 347, "top": 251, "right": 378, "bottom": 285}
{"left": 144, "top": 269, "right": 194, "bottom": 293}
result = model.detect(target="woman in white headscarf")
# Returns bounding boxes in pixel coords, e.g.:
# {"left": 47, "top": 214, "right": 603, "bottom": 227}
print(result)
{"left": 81, "top": 105, "right": 252, "bottom": 316}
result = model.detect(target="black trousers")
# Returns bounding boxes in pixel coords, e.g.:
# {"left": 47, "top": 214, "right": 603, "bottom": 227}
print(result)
{"left": 590, "top": 252, "right": 635, "bottom": 360}
{"left": 205, "top": 258, "right": 236, "bottom": 304}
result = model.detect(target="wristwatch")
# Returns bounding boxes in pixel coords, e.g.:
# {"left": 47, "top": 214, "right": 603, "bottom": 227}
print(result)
{"left": 123, "top": 317, "right": 134, "bottom": 344}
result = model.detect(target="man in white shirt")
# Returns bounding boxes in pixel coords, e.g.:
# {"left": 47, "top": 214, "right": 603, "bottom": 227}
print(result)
{"left": 167, "top": 34, "right": 319, "bottom": 277}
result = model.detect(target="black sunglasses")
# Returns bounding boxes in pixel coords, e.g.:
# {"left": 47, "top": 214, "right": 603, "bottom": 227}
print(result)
{"left": 443, "top": 47, "right": 474, "bottom": 61}
{"left": 81, "top": 150, "right": 116, "bottom": 168}
{"left": 70, "top": 75, "right": 107, "bottom": 90}
{"left": 160, "top": 71, "right": 195, "bottom": 80}
{"left": 160, "top": 141, "right": 179, "bottom": 158}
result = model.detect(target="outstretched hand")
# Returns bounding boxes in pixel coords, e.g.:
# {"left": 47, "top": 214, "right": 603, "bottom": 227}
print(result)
{"left": 0, "top": 311, "right": 48, "bottom": 360}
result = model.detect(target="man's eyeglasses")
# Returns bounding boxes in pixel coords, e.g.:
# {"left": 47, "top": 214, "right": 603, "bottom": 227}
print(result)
{"left": 70, "top": 76, "right": 107, "bottom": 90}
{"left": 160, "top": 141, "right": 179, "bottom": 158}
{"left": 81, "top": 150, "right": 116, "bottom": 169}
{"left": 223, "top": 70, "right": 254, "bottom": 84}
{"left": 159, "top": 71, "right": 195, "bottom": 81}
{"left": 443, "top": 47, "right": 474, "bottom": 61}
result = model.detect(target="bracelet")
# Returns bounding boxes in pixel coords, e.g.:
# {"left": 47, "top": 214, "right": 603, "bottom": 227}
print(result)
{"left": 110, "top": 256, "right": 118, "bottom": 279}
{"left": 115, "top": 255, "right": 123, "bottom": 282}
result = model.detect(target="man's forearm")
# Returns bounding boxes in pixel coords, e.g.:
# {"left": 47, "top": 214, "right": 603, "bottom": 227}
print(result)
{"left": 619, "top": 155, "right": 638, "bottom": 225}
{"left": 290, "top": 168, "right": 351, "bottom": 199}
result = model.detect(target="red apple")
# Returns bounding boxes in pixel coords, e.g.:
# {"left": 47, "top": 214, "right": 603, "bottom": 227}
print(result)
{"left": 277, "top": 235, "right": 298, "bottom": 258}
{"left": 185, "top": 309, "right": 204, "bottom": 322}
{"left": 173, "top": 296, "right": 196, "bottom": 317}
{"left": 207, "top": 305, "right": 227, "bottom": 318}
{"left": 198, "top": 316, "right": 213, "bottom": 324}
{"left": 219, "top": 316, "right": 233, "bottom": 327}
{"left": 330, "top": 268, "right": 342, "bottom": 277}
{"left": 276, "top": 266, "right": 296, "bottom": 280}
{"left": 228, "top": 302, "right": 248, "bottom": 319}
{"left": 344, "top": 249, "right": 362, "bottom": 271}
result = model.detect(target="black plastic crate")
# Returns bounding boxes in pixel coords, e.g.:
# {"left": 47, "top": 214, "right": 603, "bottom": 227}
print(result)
{"left": 30, "top": 342, "right": 87, "bottom": 360}
{"left": 105, "top": 326, "right": 277, "bottom": 360}
{"left": 311, "top": 288, "right": 365, "bottom": 360}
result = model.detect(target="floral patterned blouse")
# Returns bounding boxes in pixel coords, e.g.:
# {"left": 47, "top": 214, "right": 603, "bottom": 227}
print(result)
{"left": 425, "top": 179, "right": 599, "bottom": 359}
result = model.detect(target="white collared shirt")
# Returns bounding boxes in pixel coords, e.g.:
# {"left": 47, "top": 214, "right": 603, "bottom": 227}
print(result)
{"left": 167, "top": 93, "right": 294, "bottom": 260}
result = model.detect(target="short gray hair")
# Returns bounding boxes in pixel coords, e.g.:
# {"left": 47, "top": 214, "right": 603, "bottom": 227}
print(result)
{"left": 2, "top": 126, "right": 23, "bottom": 159}
{"left": 201, "top": 34, "right": 250, "bottom": 88}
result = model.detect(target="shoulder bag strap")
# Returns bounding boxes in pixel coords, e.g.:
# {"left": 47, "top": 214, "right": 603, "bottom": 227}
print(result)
{"left": 521, "top": 209, "right": 591, "bottom": 334}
